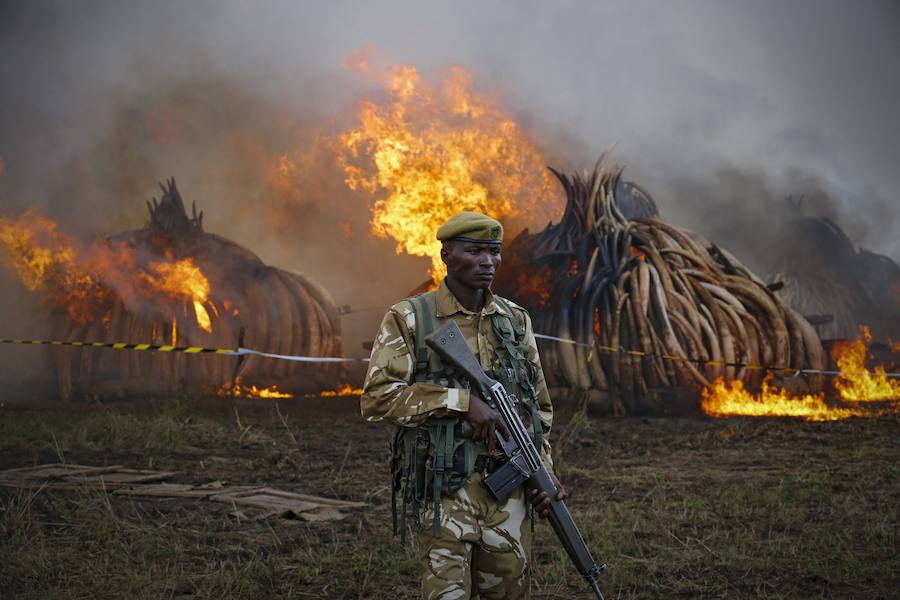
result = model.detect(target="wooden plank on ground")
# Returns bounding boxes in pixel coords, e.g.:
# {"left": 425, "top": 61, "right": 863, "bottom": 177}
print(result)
{"left": 0, "top": 464, "right": 125, "bottom": 480}
{"left": 113, "top": 483, "right": 213, "bottom": 498}
{"left": 299, "top": 507, "right": 349, "bottom": 522}
{"left": 0, "top": 464, "right": 177, "bottom": 491}
{"left": 114, "top": 483, "right": 260, "bottom": 499}
{"left": 1, "top": 464, "right": 366, "bottom": 522}
{"left": 208, "top": 487, "right": 364, "bottom": 520}
{"left": 209, "top": 487, "right": 364, "bottom": 510}
{"left": 252, "top": 488, "right": 367, "bottom": 508}
{"left": 72, "top": 470, "right": 178, "bottom": 485}
{"left": 211, "top": 492, "right": 322, "bottom": 513}
{"left": 0, "top": 480, "right": 128, "bottom": 492}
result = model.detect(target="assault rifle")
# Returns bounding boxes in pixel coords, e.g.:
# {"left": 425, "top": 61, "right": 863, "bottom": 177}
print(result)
{"left": 425, "top": 320, "right": 607, "bottom": 600}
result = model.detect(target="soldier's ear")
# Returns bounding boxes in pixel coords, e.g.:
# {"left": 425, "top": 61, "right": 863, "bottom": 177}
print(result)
{"left": 440, "top": 243, "right": 450, "bottom": 265}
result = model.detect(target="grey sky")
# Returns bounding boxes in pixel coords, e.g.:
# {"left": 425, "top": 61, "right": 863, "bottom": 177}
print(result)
{"left": 1, "top": 0, "right": 898, "bottom": 260}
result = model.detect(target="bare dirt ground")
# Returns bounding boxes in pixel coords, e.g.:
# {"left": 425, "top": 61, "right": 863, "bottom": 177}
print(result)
{"left": 1, "top": 395, "right": 898, "bottom": 599}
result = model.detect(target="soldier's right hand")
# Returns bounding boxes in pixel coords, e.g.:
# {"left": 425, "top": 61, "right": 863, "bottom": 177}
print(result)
{"left": 467, "top": 393, "right": 511, "bottom": 452}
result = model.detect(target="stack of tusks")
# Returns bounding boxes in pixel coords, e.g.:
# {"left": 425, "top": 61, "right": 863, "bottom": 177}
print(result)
{"left": 527, "top": 157, "right": 825, "bottom": 413}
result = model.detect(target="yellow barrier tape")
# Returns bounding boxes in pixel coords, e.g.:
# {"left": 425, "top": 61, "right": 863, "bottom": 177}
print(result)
{"left": 3, "top": 333, "right": 898, "bottom": 375}
{"left": 0, "top": 338, "right": 366, "bottom": 363}
{"left": 1, "top": 338, "right": 237, "bottom": 354}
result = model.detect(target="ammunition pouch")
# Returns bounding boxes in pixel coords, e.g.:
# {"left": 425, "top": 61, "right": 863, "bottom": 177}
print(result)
{"left": 391, "top": 417, "right": 481, "bottom": 538}
{"left": 389, "top": 399, "right": 536, "bottom": 539}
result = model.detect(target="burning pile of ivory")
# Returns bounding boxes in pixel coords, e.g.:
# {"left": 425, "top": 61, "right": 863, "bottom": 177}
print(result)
{"left": 44, "top": 180, "right": 343, "bottom": 399}
{"left": 767, "top": 216, "right": 900, "bottom": 341}
{"left": 496, "top": 159, "right": 826, "bottom": 414}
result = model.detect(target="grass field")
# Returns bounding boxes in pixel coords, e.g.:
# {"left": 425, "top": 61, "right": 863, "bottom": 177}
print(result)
{"left": 1, "top": 396, "right": 898, "bottom": 599}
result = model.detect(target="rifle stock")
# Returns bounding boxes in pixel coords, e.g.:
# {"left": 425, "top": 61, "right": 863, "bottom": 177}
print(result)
{"left": 425, "top": 320, "right": 607, "bottom": 599}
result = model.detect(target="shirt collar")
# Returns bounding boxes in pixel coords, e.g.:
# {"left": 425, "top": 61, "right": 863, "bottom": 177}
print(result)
{"left": 435, "top": 278, "right": 505, "bottom": 318}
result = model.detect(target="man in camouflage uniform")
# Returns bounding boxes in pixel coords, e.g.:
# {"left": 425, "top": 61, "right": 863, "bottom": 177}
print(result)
{"left": 361, "top": 211, "right": 566, "bottom": 599}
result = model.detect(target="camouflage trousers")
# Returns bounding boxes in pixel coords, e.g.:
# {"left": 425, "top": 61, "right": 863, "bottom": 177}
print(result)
{"left": 418, "top": 472, "right": 531, "bottom": 600}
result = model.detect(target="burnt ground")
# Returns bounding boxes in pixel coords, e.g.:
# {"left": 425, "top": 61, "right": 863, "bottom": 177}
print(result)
{"left": 0, "top": 395, "right": 898, "bottom": 599}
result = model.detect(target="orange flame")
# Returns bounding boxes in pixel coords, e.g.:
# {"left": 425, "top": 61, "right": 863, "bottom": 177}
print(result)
{"left": 218, "top": 378, "right": 294, "bottom": 399}
{"left": 514, "top": 267, "right": 552, "bottom": 308}
{"left": 151, "top": 259, "right": 212, "bottom": 332}
{"left": 337, "top": 61, "right": 561, "bottom": 282}
{"left": 701, "top": 377, "right": 859, "bottom": 421}
{"left": 629, "top": 246, "right": 646, "bottom": 261}
{"left": 0, "top": 211, "right": 107, "bottom": 321}
{"left": 0, "top": 211, "right": 215, "bottom": 331}
{"left": 835, "top": 326, "right": 900, "bottom": 401}
{"left": 317, "top": 383, "right": 363, "bottom": 397}
{"left": 702, "top": 325, "right": 899, "bottom": 420}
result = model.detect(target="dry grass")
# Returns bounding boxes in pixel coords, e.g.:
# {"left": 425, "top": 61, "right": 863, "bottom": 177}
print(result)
{"left": 1, "top": 398, "right": 897, "bottom": 599}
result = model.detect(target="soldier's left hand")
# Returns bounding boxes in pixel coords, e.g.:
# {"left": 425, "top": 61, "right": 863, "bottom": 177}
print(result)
{"left": 527, "top": 472, "right": 568, "bottom": 518}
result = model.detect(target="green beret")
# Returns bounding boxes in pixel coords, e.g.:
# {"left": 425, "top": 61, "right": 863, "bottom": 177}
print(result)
{"left": 436, "top": 211, "right": 503, "bottom": 244}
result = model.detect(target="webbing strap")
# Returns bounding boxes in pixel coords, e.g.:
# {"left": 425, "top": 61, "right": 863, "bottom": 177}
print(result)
{"left": 528, "top": 397, "right": 543, "bottom": 448}
{"left": 420, "top": 294, "right": 436, "bottom": 342}
{"left": 492, "top": 298, "right": 527, "bottom": 382}
{"left": 493, "top": 297, "right": 525, "bottom": 339}
{"left": 391, "top": 468, "right": 399, "bottom": 536}
{"left": 444, "top": 421, "right": 455, "bottom": 476}
{"left": 410, "top": 292, "right": 437, "bottom": 381}
{"left": 464, "top": 434, "right": 476, "bottom": 474}
{"left": 491, "top": 297, "right": 543, "bottom": 447}
{"left": 430, "top": 424, "right": 445, "bottom": 537}
{"left": 400, "top": 432, "right": 416, "bottom": 542}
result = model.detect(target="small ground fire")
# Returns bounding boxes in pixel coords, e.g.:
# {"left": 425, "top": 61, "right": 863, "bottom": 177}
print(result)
{"left": 701, "top": 326, "right": 900, "bottom": 421}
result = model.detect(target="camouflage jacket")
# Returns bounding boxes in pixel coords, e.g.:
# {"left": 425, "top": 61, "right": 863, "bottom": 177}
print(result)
{"left": 360, "top": 279, "right": 554, "bottom": 466}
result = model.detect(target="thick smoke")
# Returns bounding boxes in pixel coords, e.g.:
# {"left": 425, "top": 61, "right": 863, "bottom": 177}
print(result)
{"left": 1, "top": 1, "right": 898, "bottom": 400}
{"left": 646, "top": 166, "right": 886, "bottom": 276}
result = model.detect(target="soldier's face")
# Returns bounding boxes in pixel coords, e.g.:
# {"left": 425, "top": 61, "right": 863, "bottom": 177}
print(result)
{"left": 441, "top": 241, "right": 502, "bottom": 290}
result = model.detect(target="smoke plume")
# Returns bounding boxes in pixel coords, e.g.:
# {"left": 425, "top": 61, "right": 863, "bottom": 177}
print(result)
{"left": 1, "top": 1, "right": 897, "bottom": 400}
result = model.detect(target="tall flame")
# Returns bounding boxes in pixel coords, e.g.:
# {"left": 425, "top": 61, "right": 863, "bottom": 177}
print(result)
{"left": 337, "top": 62, "right": 561, "bottom": 281}
{"left": 835, "top": 326, "right": 900, "bottom": 401}
{"left": 151, "top": 259, "right": 212, "bottom": 332}
{"left": 0, "top": 211, "right": 107, "bottom": 321}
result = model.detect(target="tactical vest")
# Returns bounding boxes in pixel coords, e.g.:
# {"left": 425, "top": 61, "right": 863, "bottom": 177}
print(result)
{"left": 390, "top": 290, "right": 543, "bottom": 539}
